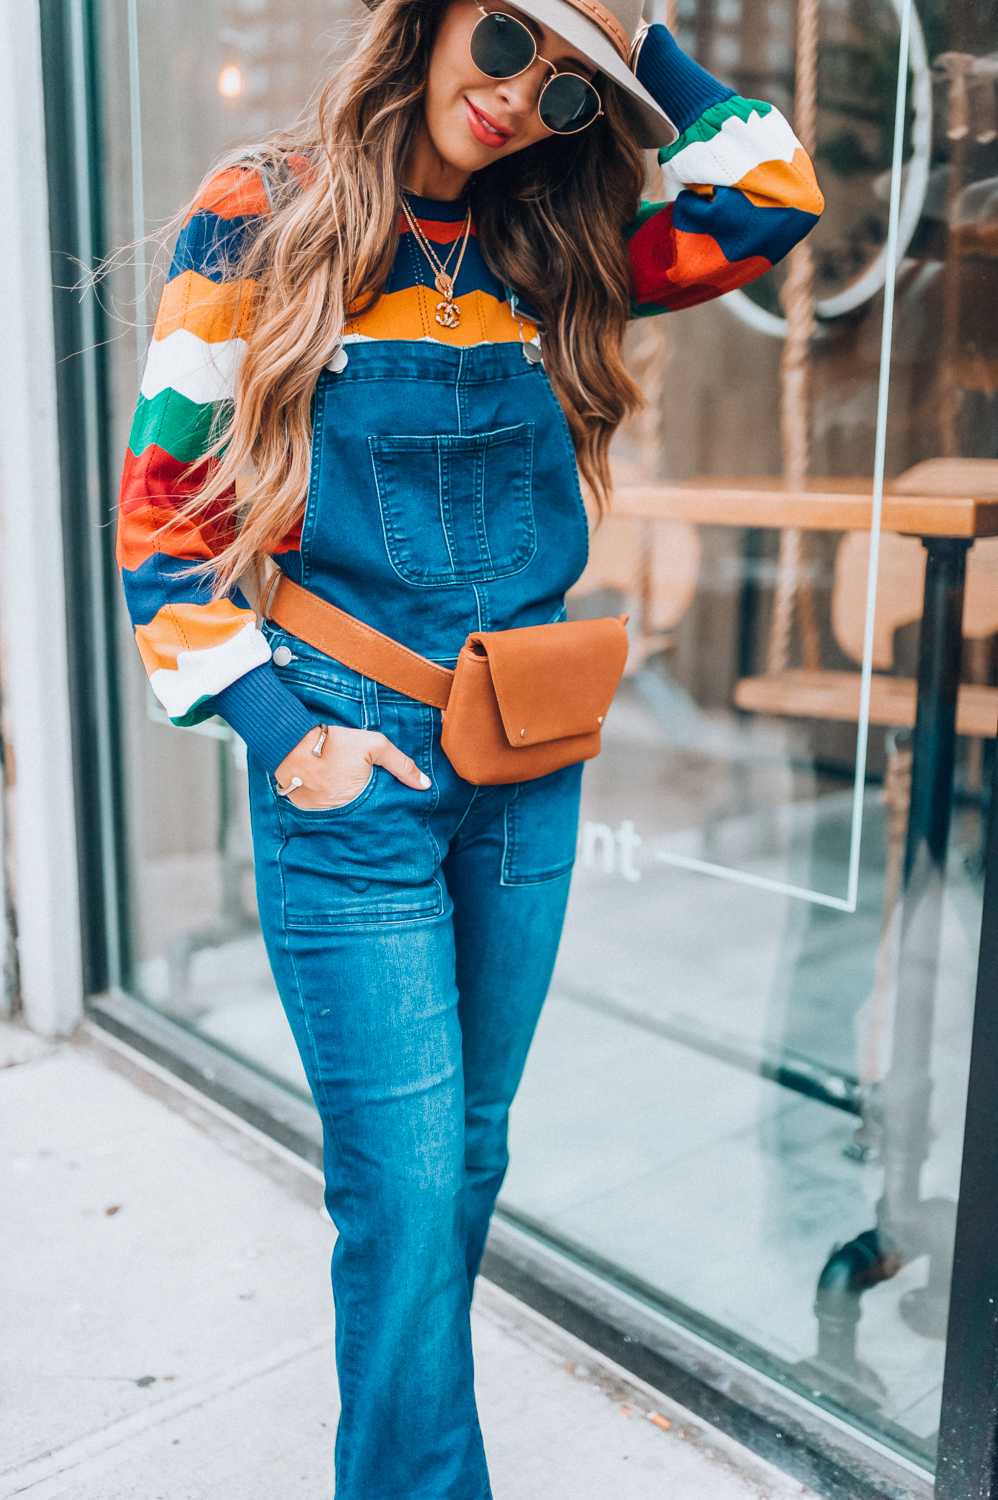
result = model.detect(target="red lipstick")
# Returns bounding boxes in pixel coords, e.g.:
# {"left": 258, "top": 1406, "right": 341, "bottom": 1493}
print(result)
{"left": 465, "top": 98, "right": 513, "bottom": 148}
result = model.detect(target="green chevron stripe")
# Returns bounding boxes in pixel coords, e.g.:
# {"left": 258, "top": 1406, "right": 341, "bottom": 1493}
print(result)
{"left": 128, "top": 387, "right": 232, "bottom": 464}
{"left": 659, "top": 96, "right": 771, "bottom": 165}
{"left": 170, "top": 694, "right": 217, "bottom": 728}
{"left": 630, "top": 298, "right": 671, "bottom": 318}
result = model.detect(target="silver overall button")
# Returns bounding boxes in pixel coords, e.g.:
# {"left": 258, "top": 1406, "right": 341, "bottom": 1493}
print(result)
{"left": 522, "top": 342, "right": 542, "bottom": 364}
{"left": 326, "top": 345, "right": 349, "bottom": 373}
{"left": 272, "top": 645, "right": 294, "bottom": 667}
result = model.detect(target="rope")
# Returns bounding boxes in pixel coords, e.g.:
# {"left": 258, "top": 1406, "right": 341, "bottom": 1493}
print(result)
{"left": 630, "top": 156, "right": 672, "bottom": 656}
{"left": 768, "top": 0, "right": 822, "bottom": 675}
{"left": 936, "top": 53, "right": 976, "bottom": 457}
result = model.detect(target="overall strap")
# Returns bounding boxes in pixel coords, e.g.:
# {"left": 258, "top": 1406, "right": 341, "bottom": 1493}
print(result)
{"left": 264, "top": 573, "right": 455, "bottom": 713}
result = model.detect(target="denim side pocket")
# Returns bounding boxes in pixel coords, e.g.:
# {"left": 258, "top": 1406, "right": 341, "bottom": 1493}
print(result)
{"left": 273, "top": 766, "right": 378, "bottom": 821}
{"left": 501, "top": 762, "right": 583, "bottom": 886}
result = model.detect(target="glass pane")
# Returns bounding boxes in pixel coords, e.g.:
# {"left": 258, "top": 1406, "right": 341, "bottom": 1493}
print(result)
{"left": 501, "top": 0, "right": 989, "bottom": 1471}
{"left": 94, "top": 0, "right": 992, "bottom": 1477}
{"left": 99, "top": 0, "right": 366, "bottom": 1096}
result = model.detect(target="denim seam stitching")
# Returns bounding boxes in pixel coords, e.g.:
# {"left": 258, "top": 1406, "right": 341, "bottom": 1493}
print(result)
{"left": 419, "top": 703, "right": 443, "bottom": 869}
{"left": 500, "top": 786, "right": 521, "bottom": 885}
{"left": 299, "top": 375, "right": 327, "bottom": 589}
{"left": 273, "top": 813, "right": 348, "bottom": 1181}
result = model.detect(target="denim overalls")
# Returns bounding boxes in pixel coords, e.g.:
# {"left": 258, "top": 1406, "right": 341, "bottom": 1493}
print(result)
{"left": 249, "top": 338, "right": 590, "bottom": 1499}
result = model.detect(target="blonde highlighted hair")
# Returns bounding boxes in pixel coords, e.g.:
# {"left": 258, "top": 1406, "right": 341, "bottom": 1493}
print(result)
{"left": 179, "top": 0, "right": 646, "bottom": 594}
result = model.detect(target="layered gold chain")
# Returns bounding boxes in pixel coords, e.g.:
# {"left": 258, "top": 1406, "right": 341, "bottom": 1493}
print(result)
{"left": 400, "top": 195, "right": 473, "bottom": 329}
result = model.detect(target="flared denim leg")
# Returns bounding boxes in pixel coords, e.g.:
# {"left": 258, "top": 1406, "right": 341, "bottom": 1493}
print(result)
{"left": 261, "top": 904, "right": 487, "bottom": 1500}
{"left": 250, "top": 719, "right": 581, "bottom": 1499}
{"left": 444, "top": 770, "right": 580, "bottom": 1289}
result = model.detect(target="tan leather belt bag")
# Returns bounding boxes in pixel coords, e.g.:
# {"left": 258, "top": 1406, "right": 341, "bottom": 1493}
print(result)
{"left": 264, "top": 574, "right": 629, "bottom": 786}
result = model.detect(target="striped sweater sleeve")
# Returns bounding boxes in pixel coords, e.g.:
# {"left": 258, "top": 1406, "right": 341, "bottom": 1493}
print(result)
{"left": 626, "top": 26, "right": 823, "bottom": 315}
{"left": 116, "top": 165, "right": 317, "bottom": 769}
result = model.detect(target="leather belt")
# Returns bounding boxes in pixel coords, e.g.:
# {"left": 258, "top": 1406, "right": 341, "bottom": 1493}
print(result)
{"left": 264, "top": 572, "right": 455, "bottom": 713}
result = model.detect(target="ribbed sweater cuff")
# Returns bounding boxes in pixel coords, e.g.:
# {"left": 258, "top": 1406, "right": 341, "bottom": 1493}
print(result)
{"left": 211, "top": 663, "right": 319, "bottom": 772}
{"left": 635, "top": 25, "right": 735, "bottom": 139}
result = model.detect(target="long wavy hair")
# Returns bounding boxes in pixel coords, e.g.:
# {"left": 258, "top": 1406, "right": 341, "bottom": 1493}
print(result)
{"left": 180, "top": 0, "right": 647, "bottom": 593}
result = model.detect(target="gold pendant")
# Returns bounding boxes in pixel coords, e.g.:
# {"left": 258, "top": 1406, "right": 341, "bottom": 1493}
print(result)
{"left": 434, "top": 272, "right": 453, "bottom": 297}
{"left": 436, "top": 299, "right": 461, "bottom": 329}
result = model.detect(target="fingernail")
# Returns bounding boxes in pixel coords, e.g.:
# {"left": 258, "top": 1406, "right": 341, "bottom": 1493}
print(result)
{"left": 418, "top": 773, "right": 431, "bottom": 789}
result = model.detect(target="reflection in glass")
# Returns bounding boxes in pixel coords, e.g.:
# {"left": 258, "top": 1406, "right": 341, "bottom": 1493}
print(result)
{"left": 503, "top": 0, "right": 994, "bottom": 1470}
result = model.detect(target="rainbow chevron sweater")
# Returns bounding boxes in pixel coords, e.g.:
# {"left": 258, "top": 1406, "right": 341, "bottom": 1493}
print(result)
{"left": 117, "top": 26, "right": 823, "bottom": 771}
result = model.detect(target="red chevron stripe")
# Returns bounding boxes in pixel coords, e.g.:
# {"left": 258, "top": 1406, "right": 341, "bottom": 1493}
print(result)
{"left": 271, "top": 516, "right": 303, "bottom": 555}
{"left": 119, "top": 447, "right": 216, "bottom": 516}
{"left": 118, "top": 448, "right": 235, "bottom": 570}
{"left": 395, "top": 213, "right": 479, "bottom": 245}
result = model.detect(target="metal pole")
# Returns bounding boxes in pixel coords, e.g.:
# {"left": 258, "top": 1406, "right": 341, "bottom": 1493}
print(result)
{"left": 877, "top": 538, "right": 969, "bottom": 1308}
{"left": 936, "top": 727, "right": 998, "bottom": 1497}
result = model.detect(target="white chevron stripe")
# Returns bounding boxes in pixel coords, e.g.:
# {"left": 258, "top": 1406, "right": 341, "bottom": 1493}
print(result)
{"left": 148, "top": 621, "right": 271, "bottom": 719}
{"left": 140, "top": 327, "right": 246, "bottom": 405}
{"left": 665, "top": 106, "right": 801, "bottom": 188}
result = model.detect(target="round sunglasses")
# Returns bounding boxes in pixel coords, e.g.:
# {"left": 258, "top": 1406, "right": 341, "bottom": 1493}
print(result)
{"left": 470, "top": 8, "right": 603, "bottom": 135}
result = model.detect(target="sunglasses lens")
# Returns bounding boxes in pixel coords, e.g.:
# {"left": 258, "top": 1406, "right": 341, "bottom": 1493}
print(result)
{"left": 538, "top": 73, "right": 600, "bottom": 133}
{"left": 470, "top": 13, "right": 536, "bottom": 78}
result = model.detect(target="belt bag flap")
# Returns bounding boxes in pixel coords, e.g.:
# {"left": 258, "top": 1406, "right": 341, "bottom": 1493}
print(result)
{"left": 469, "top": 616, "right": 629, "bottom": 749}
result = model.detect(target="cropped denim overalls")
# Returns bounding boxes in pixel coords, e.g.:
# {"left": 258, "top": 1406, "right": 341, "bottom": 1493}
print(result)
{"left": 249, "top": 339, "right": 590, "bottom": 1499}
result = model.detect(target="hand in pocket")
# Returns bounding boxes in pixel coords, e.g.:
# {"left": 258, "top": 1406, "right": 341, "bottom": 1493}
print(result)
{"left": 275, "top": 725, "right": 431, "bottom": 809}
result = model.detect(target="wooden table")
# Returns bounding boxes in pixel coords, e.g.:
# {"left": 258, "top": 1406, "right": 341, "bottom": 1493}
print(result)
{"left": 612, "top": 475, "right": 996, "bottom": 1288}
{"left": 612, "top": 475, "right": 998, "bottom": 538}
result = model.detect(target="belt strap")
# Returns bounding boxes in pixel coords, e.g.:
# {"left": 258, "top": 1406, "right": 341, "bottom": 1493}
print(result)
{"left": 265, "top": 573, "right": 455, "bottom": 712}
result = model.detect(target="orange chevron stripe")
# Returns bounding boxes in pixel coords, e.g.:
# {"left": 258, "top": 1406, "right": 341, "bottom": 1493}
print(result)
{"left": 134, "top": 598, "right": 256, "bottom": 675}
{"left": 116, "top": 496, "right": 235, "bottom": 573}
{"left": 343, "top": 284, "right": 535, "bottom": 346}
{"left": 155, "top": 271, "right": 258, "bottom": 343}
{"left": 182, "top": 155, "right": 314, "bottom": 225}
{"left": 184, "top": 167, "right": 271, "bottom": 224}
{"left": 734, "top": 148, "right": 825, "bottom": 214}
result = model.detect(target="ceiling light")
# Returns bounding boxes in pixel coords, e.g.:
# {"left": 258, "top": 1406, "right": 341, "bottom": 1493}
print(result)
{"left": 217, "top": 63, "right": 243, "bottom": 99}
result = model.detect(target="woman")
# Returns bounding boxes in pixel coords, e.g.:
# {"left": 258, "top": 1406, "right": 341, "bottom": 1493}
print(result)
{"left": 118, "top": 0, "right": 821, "bottom": 1492}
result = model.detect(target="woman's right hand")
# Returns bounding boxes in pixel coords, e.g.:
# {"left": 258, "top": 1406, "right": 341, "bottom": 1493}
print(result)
{"left": 274, "top": 725, "right": 431, "bottom": 810}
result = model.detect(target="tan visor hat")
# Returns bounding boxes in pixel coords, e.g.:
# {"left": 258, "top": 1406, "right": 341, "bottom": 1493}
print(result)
{"left": 506, "top": 0, "right": 678, "bottom": 147}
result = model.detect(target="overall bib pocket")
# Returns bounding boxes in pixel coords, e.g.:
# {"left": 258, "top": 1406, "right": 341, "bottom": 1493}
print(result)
{"left": 369, "top": 422, "right": 536, "bottom": 586}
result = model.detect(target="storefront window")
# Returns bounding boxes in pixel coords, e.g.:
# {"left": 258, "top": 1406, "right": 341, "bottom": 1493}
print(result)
{"left": 100, "top": 0, "right": 365, "bottom": 1095}
{"left": 96, "top": 0, "right": 997, "bottom": 1476}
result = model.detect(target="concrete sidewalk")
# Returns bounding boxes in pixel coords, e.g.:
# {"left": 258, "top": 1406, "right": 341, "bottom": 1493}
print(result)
{"left": 0, "top": 1018, "right": 815, "bottom": 1500}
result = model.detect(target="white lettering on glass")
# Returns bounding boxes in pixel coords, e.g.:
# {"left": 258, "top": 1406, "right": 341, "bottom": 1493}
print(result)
{"left": 581, "top": 820, "right": 642, "bottom": 881}
{"left": 615, "top": 820, "right": 642, "bottom": 882}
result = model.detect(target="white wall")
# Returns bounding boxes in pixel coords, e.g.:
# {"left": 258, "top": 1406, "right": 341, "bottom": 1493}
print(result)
{"left": 0, "top": 0, "right": 84, "bottom": 1034}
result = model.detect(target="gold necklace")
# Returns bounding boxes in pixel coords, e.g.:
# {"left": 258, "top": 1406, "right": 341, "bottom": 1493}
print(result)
{"left": 400, "top": 195, "right": 473, "bottom": 329}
